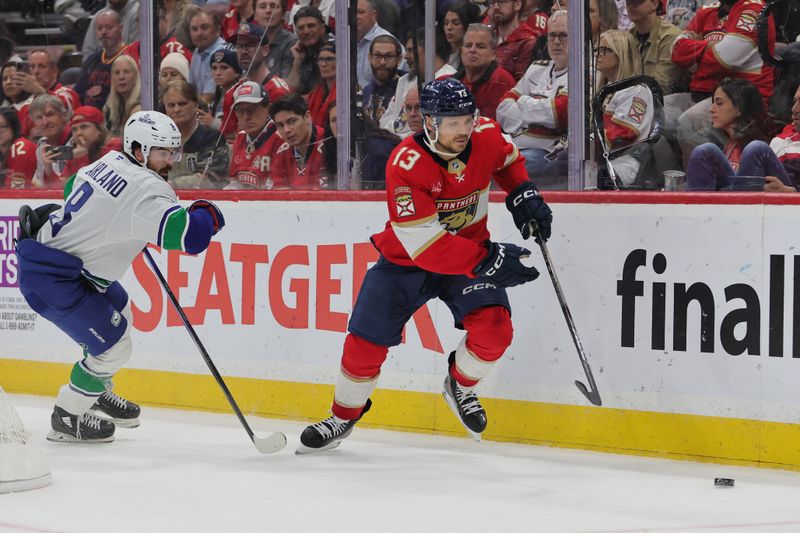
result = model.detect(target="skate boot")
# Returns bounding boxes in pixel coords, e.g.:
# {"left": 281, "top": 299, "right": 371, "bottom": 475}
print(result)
{"left": 47, "top": 406, "right": 115, "bottom": 443}
{"left": 442, "top": 374, "right": 487, "bottom": 441}
{"left": 296, "top": 399, "right": 372, "bottom": 454}
{"left": 91, "top": 389, "right": 141, "bottom": 428}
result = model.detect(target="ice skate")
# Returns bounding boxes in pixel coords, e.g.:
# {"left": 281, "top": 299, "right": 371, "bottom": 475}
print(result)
{"left": 91, "top": 389, "right": 141, "bottom": 428}
{"left": 442, "top": 374, "right": 487, "bottom": 442}
{"left": 296, "top": 399, "right": 372, "bottom": 454}
{"left": 47, "top": 406, "right": 115, "bottom": 443}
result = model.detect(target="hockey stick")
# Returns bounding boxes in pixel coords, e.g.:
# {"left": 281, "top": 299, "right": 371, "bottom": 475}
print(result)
{"left": 531, "top": 225, "right": 602, "bottom": 406}
{"left": 143, "top": 248, "right": 287, "bottom": 453}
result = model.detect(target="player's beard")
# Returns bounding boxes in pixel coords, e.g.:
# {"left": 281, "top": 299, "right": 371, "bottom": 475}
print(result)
{"left": 157, "top": 164, "right": 172, "bottom": 180}
{"left": 148, "top": 162, "right": 172, "bottom": 180}
{"left": 440, "top": 137, "right": 468, "bottom": 154}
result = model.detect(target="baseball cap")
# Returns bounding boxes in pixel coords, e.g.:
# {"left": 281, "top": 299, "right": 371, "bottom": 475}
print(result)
{"left": 236, "top": 22, "right": 266, "bottom": 43}
{"left": 233, "top": 81, "right": 269, "bottom": 107}
{"left": 70, "top": 106, "right": 104, "bottom": 127}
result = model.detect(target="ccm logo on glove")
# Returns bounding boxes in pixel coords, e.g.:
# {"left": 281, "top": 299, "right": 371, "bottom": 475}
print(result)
{"left": 505, "top": 182, "right": 553, "bottom": 243}
{"left": 511, "top": 188, "right": 539, "bottom": 207}
{"left": 483, "top": 243, "right": 506, "bottom": 277}
{"left": 473, "top": 241, "right": 539, "bottom": 288}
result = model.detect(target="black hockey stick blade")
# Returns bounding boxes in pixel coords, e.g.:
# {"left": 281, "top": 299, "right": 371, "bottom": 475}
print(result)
{"left": 575, "top": 380, "right": 602, "bottom": 406}
{"left": 531, "top": 223, "right": 603, "bottom": 406}
{"left": 143, "top": 248, "right": 287, "bottom": 454}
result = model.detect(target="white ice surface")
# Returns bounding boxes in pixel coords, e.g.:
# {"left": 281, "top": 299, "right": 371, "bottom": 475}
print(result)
{"left": 2, "top": 394, "right": 800, "bottom": 533}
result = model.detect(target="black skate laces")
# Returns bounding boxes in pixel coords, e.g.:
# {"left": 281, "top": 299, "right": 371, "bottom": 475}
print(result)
{"left": 76, "top": 412, "right": 105, "bottom": 438}
{"left": 310, "top": 416, "right": 348, "bottom": 440}
{"left": 103, "top": 389, "right": 128, "bottom": 409}
{"left": 453, "top": 383, "right": 484, "bottom": 416}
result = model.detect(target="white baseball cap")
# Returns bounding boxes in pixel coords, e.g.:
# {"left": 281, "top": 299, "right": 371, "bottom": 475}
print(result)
{"left": 233, "top": 81, "right": 268, "bottom": 107}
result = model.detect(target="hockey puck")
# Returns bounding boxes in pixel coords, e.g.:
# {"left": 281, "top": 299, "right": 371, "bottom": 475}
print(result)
{"left": 714, "top": 478, "right": 734, "bottom": 487}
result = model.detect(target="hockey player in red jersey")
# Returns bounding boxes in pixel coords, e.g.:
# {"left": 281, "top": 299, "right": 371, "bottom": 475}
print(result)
{"left": 298, "top": 78, "right": 553, "bottom": 453}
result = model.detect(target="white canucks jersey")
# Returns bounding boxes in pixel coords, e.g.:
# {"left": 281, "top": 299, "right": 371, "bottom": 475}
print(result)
{"left": 496, "top": 60, "right": 569, "bottom": 151}
{"left": 38, "top": 150, "right": 185, "bottom": 284}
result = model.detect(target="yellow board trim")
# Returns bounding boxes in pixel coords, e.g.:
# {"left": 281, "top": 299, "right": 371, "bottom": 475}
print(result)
{"left": 3, "top": 357, "right": 800, "bottom": 470}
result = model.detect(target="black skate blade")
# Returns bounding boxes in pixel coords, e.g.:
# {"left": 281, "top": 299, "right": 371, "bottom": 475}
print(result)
{"left": 441, "top": 391, "right": 482, "bottom": 442}
{"left": 295, "top": 439, "right": 343, "bottom": 455}
{"left": 46, "top": 430, "right": 114, "bottom": 444}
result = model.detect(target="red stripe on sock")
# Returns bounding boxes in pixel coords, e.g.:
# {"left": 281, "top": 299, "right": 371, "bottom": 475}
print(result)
{"left": 449, "top": 364, "right": 479, "bottom": 388}
{"left": 331, "top": 401, "right": 365, "bottom": 420}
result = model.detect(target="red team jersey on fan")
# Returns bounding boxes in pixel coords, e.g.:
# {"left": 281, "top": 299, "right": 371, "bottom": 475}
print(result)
{"left": 15, "top": 101, "right": 33, "bottom": 138}
{"left": 228, "top": 123, "right": 283, "bottom": 189}
{"left": 671, "top": 0, "right": 774, "bottom": 100}
{"left": 371, "top": 117, "right": 529, "bottom": 276}
{"left": 222, "top": 7, "right": 251, "bottom": 43}
{"left": 126, "top": 37, "right": 193, "bottom": 64}
{"left": 60, "top": 137, "right": 124, "bottom": 179}
{"left": 51, "top": 83, "right": 81, "bottom": 113}
{"left": 221, "top": 76, "right": 290, "bottom": 136}
{"left": 269, "top": 125, "right": 326, "bottom": 190}
{"left": 5, "top": 137, "right": 38, "bottom": 188}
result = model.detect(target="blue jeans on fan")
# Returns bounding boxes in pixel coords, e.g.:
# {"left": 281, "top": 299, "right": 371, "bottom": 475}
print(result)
{"left": 685, "top": 141, "right": 792, "bottom": 191}
{"left": 520, "top": 147, "right": 568, "bottom": 190}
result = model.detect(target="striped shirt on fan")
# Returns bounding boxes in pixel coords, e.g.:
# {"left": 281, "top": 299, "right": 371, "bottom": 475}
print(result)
{"left": 769, "top": 123, "right": 800, "bottom": 186}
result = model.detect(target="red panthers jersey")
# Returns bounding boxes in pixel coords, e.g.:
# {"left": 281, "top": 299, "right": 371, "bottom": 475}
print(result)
{"left": 222, "top": 7, "right": 252, "bottom": 43}
{"left": 269, "top": 125, "right": 326, "bottom": 190}
{"left": 161, "top": 37, "right": 193, "bottom": 62}
{"left": 15, "top": 101, "right": 33, "bottom": 138}
{"left": 371, "top": 117, "right": 529, "bottom": 276}
{"left": 127, "top": 37, "right": 193, "bottom": 63}
{"left": 50, "top": 83, "right": 81, "bottom": 113}
{"left": 671, "top": 0, "right": 774, "bottom": 100}
{"left": 229, "top": 123, "right": 282, "bottom": 189}
{"left": 221, "top": 76, "right": 291, "bottom": 136}
{"left": 5, "top": 137, "right": 38, "bottom": 188}
{"left": 61, "top": 137, "right": 123, "bottom": 179}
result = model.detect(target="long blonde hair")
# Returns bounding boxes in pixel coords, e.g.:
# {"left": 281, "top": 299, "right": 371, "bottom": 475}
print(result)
{"left": 596, "top": 30, "right": 641, "bottom": 90}
{"left": 103, "top": 54, "right": 141, "bottom": 137}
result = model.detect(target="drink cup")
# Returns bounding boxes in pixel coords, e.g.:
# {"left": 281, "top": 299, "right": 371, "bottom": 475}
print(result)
{"left": 663, "top": 170, "right": 686, "bottom": 192}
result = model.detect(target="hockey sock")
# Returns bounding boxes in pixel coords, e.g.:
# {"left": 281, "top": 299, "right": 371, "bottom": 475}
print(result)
{"left": 57, "top": 303, "right": 135, "bottom": 416}
{"left": 451, "top": 306, "right": 514, "bottom": 389}
{"left": 56, "top": 360, "right": 113, "bottom": 415}
{"left": 332, "top": 334, "right": 387, "bottom": 420}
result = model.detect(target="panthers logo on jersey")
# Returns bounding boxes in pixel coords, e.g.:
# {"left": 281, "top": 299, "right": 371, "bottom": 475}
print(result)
{"left": 436, "top": 190, "right": 480, "bottom": 232}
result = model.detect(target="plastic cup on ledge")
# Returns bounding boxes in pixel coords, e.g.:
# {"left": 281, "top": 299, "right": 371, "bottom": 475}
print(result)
{"left": 663, "top": 170, "right": 686, "bottom": 192}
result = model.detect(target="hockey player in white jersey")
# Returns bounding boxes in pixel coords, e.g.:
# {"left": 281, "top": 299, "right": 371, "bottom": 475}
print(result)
{"left": 15, "top": 111, "right": 225, "bottom": 443}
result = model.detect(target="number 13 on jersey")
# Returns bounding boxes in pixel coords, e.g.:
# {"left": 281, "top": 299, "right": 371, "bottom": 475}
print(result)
{"left": 392, "top": 147, "right": 421, "bottom": 171}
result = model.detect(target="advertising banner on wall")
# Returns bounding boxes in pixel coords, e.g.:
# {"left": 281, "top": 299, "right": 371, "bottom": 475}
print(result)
{"left": 1, "top": 197, "right": 799, "bottom": 430}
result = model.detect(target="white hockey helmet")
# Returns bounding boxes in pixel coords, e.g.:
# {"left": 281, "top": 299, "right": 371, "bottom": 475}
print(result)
{"left": 123, "top": 110, "right": 182, "bottom": 162}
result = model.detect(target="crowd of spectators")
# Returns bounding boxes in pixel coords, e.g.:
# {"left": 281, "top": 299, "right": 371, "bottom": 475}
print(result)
{"left": 0, "top": 0, "right": 797, "bottom": 192}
